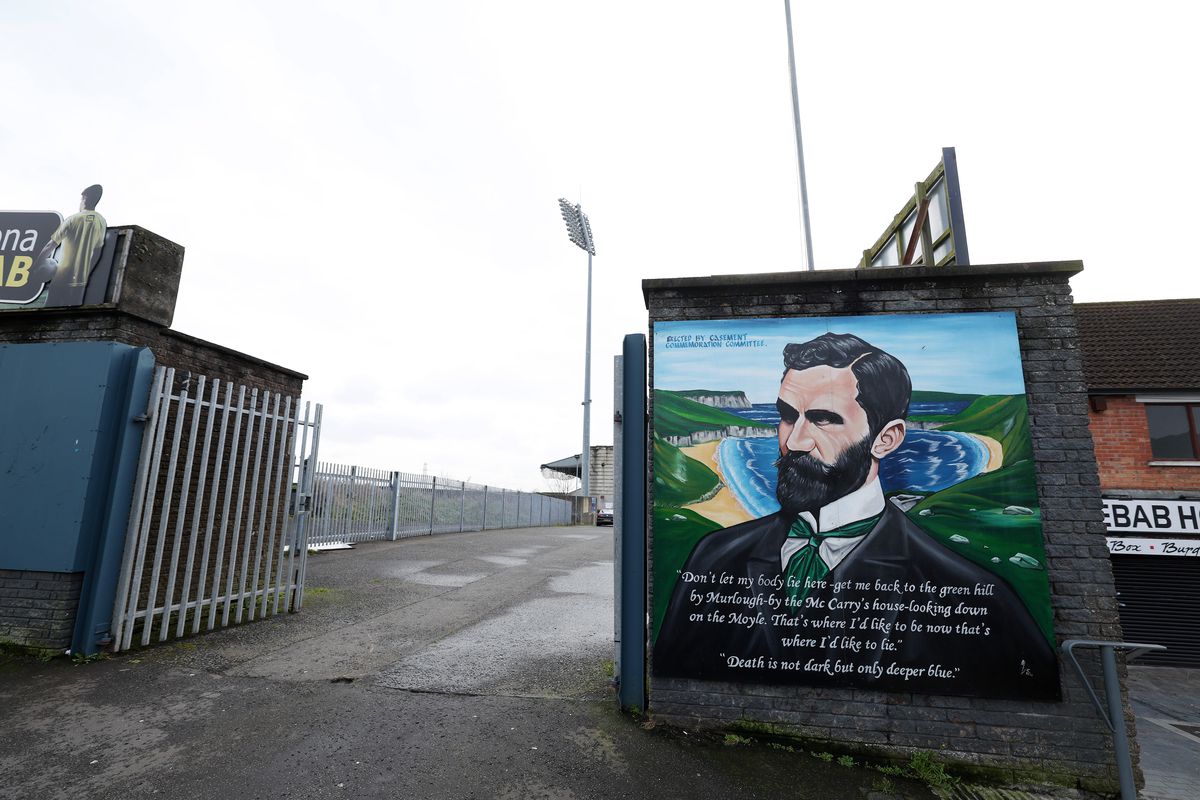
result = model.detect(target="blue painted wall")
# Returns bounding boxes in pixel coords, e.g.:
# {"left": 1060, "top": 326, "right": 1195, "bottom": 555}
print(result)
{"left": 0, "top": 342, "right": 154, "bottom": 653}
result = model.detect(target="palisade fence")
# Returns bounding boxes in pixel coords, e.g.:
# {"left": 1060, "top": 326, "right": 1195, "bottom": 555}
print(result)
{"left": 308, "top": 464, "right": 571, "bottom": 546}
{"left": 111, "top": 368, "right": 322, "bottom": 654}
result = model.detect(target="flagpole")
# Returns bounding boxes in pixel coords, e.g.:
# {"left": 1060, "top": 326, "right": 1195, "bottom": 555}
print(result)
{"left": 784, "top": 0, "right": 815, "bottom": 271}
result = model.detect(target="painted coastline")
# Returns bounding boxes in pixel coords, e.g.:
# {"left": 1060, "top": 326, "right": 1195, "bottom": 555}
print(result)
{"left": 680, "top": 431, "right": 1004, "bottom": 526}
{"left": 976, "top": 433, "right": 1003, "bottom": 472}
{"left": 679, "top": 440, "right": 753, "bottom": 527}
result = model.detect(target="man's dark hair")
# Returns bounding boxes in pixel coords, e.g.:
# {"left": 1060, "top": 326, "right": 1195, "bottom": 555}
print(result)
{"left": 782, "top": 332, "right": 911, "bottom": 438}
{"left": 81, "top": 184, "right": 103, "bottom": 210}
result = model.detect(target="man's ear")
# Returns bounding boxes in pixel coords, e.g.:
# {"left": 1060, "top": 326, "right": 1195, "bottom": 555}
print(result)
{"left": 871, "top": 419, "right": 906, "bottom": 459}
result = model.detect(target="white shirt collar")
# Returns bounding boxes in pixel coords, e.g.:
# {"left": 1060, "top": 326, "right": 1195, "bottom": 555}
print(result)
{"left": 781, "top": 477, "right": 886, "bottom": 572}
{"left": 796, "top": 475, "right": 886, "bottom": 534}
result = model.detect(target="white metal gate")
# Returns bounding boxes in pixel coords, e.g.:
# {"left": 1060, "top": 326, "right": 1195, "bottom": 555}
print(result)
{"left": 109, "top": 367, "right": 322, "bottom": 652}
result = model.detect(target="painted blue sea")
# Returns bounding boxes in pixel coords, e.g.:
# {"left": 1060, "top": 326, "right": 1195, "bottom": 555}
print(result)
{"left": 909, "top": 400, "right": 972, "bottom": 416}
{"left": 718, "top": 403, "right": 990, "bottom": 516}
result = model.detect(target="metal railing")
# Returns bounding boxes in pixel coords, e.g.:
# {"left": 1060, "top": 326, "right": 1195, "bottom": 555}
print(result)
{"left": 1062, "top": 639, "right": 1167, "bottom": 800}
{"left": 111, "top": 368, "right": 322, "bottom": 652}
{"left": 307, "top": 463, "right": 572, "bottom": 546}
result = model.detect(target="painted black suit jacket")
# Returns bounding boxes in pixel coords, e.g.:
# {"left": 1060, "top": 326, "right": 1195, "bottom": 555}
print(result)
{"left": 654, "top": 503, "right": 1059, "bottom": 700}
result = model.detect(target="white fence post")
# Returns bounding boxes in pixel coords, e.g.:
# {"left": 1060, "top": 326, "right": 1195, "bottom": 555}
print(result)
{"left": 459, "top": 482, "right": 466, "bottom": 532}
{"left": 389, "top": 471, "right": 401, "bottom": 541}
{"left": 428, "top": 476, "right": 437, "bottom": 535}
{"left": 346, "top": 465, "right": 357, "bottom": 541}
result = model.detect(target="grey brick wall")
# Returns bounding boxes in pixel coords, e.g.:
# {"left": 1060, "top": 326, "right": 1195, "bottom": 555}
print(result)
{"left": 0, "top": 310, "right": 304, "bottom": 397}
{"left": 0, "top": 569, "right": 83, "bottom": 650}
{"left": 643, "top": 262, "right": 1127, "bottom": 793}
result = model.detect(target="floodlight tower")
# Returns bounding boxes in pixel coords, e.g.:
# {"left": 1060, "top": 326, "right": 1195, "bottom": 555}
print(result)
{"left": 557, "top": 198, "right": 596, "bottom": 502}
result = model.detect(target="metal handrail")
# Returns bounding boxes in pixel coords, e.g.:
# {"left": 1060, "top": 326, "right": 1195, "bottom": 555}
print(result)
{"left": 1060, "top": 639, "right": 1166, "bottom": 800}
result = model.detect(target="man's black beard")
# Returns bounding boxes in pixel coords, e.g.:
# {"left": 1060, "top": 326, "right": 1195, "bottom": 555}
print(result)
{"left": 775, "top": 436, "right": 874, "bottom": 518}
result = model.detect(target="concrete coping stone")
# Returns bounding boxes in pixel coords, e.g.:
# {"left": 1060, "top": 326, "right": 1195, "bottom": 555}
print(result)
{"left": 641, "top": 260, "right": 1084, "bottom": 307}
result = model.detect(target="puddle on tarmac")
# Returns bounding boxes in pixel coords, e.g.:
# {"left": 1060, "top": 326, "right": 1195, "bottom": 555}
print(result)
{"left": 386, "top": 560, "right": 488, "bottom": 587}
{"left": 477, "top": 555, "right": 528, "bottom": 567}
{"left": 377, "top": 561, "right": 614, "bottom": 695}
{"left": 548, "top": 562, "right": 612, "bottom": 595}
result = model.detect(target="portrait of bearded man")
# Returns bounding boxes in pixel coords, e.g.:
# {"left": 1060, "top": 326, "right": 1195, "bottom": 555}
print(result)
{"left": 653, "top": 332, "right": 1058, "bottom": 699}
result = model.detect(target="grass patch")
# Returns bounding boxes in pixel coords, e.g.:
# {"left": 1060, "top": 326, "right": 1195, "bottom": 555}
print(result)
{"left": 721, "top": 719, "right": 961, "bottom": 792}
{"left": 870, "top": 776, "right": 895, "bottom": 793}
{"left": 904, "top": 751, "right": 959, "bottom": 790}
{"left": 680, "top": 721, "right": 964, "bottom": 792}
{"left": 71, "top": 651, "right": 108, "bottom": 665}
{"left": 0, "top": 640, "right": 60, "bottom": 662}
{"left": 299, "top": 586, "right": 343, "bottom": 608}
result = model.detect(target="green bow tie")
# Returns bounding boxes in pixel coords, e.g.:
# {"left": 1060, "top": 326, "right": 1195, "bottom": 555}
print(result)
{"left": 782, "top": 513, "right": 881, "bottom": 609}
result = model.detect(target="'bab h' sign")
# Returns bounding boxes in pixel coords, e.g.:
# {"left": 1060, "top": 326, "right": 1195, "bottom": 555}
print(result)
{"left": 650, "top": 311, "right": 1059, "bottom": 701}
{"left": 1102, "top": 498, "right": 1200, "bottom": 535}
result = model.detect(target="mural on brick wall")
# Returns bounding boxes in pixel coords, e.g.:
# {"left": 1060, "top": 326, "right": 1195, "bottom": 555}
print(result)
{"left": 0, "top": 184, "right": 111, "bottom": 310}
{"left": 652, "top": 311, "right": 1060, "bottom": 700}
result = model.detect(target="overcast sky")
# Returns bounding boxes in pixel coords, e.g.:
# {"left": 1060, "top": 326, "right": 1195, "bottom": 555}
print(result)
{"left": 6, "top": 1, "right": 1198, "bottom": 490}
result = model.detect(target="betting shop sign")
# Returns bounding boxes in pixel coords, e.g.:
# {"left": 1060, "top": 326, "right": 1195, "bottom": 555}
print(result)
{"left": 0, "top": 211, "right": 62, "bottom": 305}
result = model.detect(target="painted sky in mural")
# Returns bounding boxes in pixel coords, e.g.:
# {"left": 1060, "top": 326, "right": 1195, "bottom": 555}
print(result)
{"left": 655, "top": 312, "right": 1026, "bottom": 401}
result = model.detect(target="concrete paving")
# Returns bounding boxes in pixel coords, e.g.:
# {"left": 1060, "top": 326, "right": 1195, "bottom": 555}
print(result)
{"left": 1128, "top": 665, "right": 1200, "bottom": 800}
{"left": 0, "top": 526, "right": 936, "bottom": 800}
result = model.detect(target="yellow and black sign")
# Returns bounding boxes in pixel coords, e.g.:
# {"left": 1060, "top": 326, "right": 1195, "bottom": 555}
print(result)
{"left": 1, "top": 184, "right": 112, "bottom": 310}
{"left": 0, "top": 211, "right": 63, "bottom": 305}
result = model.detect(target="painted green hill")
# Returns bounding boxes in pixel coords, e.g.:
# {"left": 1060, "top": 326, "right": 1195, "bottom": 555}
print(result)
{"left": 653, "top": 435, "right": 720, "bottom": 507}
{"left": 910, "top": 390, "right": 982, "bottom": 405}
{"left": 907, "top": 459, "right": 1054, "bottom": 645}
{"left": 651, "top": 433, "right": 725, "bottom": 639}
{"left": 653, "top": 389, "right": 772, "bottom": 439}
{"left": 935, "top": 394, "right": 1032, "bottom": 466}
{"left": 651, "top": 505, "right": 722, "bottom": 641}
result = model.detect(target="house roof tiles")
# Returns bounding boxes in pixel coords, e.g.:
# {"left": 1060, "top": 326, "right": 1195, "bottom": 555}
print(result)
{"left": 1076, "top": 299, "right": 1200, "bottom": 391}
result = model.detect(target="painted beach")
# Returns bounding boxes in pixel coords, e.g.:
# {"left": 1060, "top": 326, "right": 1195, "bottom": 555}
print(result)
{"left": 681, "top": 401, "right": 1004, "bottom": 525}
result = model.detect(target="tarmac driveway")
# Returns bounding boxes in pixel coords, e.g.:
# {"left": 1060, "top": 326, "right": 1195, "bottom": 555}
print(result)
{"left": 0, "top": 526, "right": 933, "bottom": 799}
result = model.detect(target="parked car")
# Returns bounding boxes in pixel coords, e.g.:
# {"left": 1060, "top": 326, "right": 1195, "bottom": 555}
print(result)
{"left": 597, "top": 504, "right": 613, "bottom": 526}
